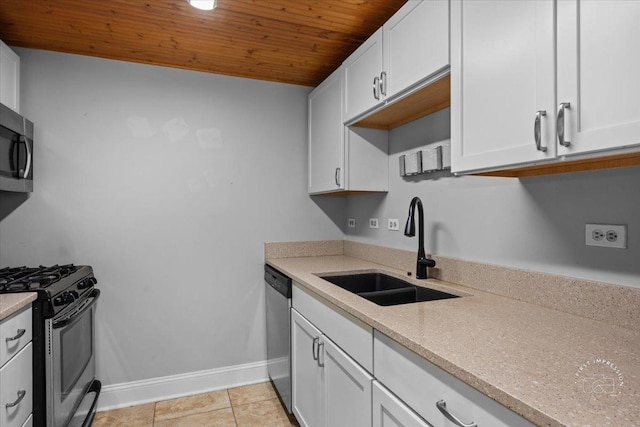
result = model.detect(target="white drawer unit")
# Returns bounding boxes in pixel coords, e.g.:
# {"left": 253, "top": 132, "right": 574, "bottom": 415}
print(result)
{"left": 0, "top": 342, "right": 33, "bottom": 427}
{"left": 292, "top": 284, "right": 372, "bottom": 373}
{"left": 0, "top": 307, "right": 32, "bottom": 367}
{"left": 374, "top": 331, "right": 536, "bottom": 427}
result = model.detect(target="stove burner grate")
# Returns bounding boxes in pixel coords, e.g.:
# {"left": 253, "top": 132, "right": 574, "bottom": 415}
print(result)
{"left": 0, "top": 264, "right": 78, "bottom": 291}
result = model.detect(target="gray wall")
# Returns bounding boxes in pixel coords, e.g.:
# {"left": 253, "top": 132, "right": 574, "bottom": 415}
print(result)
{"left": 0, "top": 49, "right": 345, "bottom": 385}
{"left": 345, "top": 108, "right": 640, "bottom": 288}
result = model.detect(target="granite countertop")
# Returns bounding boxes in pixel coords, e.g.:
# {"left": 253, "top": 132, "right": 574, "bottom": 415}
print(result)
{"left": 0, "top": 293, "right": 36, "bottom": 321}
{"left": 266, "top": 254, "right": 640, "bottom": 427}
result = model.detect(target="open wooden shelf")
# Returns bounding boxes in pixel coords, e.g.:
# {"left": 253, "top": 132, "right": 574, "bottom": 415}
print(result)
{"left": 351, "top": 74, "right": 450, "bottom": 130}
{"left": 477, "top": 151, "right": 640, "bottom": 178}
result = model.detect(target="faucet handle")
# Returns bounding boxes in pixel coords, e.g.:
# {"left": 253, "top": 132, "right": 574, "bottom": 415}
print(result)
{"left": 418, "top": 258, "right": 436, "bottom": 268}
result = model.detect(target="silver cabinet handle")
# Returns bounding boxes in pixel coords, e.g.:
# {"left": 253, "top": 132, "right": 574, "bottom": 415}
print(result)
{"left": 380, "top": 71, "right": 387, "bottom": 96}
{"left": 335, "top": 167, "right": 341, "bottom": 187}
{"left": 436, "top": 400, "right": 477, "bottom": 427}
{"left": 5, "top": 329, "right": 26, "bottom": 343}
{"left": 5, "top": 390, "right": 26, "bottom": 408}
{"left": 19, "top": 135, "right": 31, "bottom": 179}
{"left": 373, "top": 76, "right": 380, "bottom": 100}
{"left": 557, "top": 102, "right": 571, "bottom": 147}
{"left": 312, "top": 337, "right": 319, "bottom": 361}
{"left": 534, "top": 110, "right": 547, "bottom": 152}
{"left": 317, "top": 341, "right": 325, "bottom": 367}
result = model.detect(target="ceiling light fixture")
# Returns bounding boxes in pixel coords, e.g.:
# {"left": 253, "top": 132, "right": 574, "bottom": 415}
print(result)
{"left": 188, "top": 0, "right": 216, "bottom": 11}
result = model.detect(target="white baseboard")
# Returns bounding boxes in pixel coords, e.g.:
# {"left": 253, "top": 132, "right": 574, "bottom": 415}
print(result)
{"left": 97, "top": 360, "right": 269, "bottom": 412}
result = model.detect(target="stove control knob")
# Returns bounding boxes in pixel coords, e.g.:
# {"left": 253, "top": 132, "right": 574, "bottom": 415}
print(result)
{"left": 53, "top": 295, "right": 64, "bottom": 306}
{"left": 78, "top": 277, "right": 97, "bottom": 289}
{"left": 70, "top": 291, "right": 79, "bottom": 300}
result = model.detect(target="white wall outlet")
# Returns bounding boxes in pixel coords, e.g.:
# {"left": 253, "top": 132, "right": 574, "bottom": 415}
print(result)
{"left": 388, "top": 218, "right": 400, "bottom": 231}
{"left": 347, "top": 218, "right": 356, "bottom": 228}
{"left": 369, "top": 218, "right": 379, "bottom": 229}
{"left": 585, "top": 224, "right": 627, "bottom": 248}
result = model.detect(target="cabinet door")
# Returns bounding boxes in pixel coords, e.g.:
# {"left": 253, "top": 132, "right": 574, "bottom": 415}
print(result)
{"left": 323, "top": 337, "right": 373, "bottom": 427}
{"left": 344, "top": 28, "right": 384, "bottom": 123}
{"left": 557, "top": 0, "right": 640, "bottom": 157}
{"left": 308, "top": 67, "right": 345, "bottom": 194}
{"left": 383, "top": 0, "right": 449, "bottom": 99}
{"left": 373, "top": 381, "right": 430, "bottom": 427}
{"left": 451, "top": 0, "right": 555, "bottom": 173}
{"left": 291, "top": 309, "right": 324, "bottom": 427}
{"left": 0, "top": 40, "right": 20, "bottom": 113}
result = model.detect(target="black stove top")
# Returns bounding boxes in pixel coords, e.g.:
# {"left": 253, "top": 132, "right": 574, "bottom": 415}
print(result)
{"left": 0, "top": 264, "right": 96, "bottom": 316}
{"left": 0, "top": 264, "right": 79, "bottom": 292}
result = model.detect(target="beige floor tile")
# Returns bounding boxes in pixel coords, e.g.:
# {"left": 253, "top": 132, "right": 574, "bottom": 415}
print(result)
{"left": 154, "top": 390, "right": 231, "bottom": 421}
{"left": 233, "top": 398, "right": 295, "bottom": 427}
{"left": 154, "top": 407, "right": 237, "bottom": 427}
{"left": 228, "top": 382, "right": 278, "bottom": 406}
{"left": 92, "top": 402, "right": 155, "bottom": 427}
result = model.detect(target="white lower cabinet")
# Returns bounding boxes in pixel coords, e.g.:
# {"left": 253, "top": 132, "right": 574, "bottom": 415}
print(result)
{"left": 374, "top": 331, "right": 535, "bottom": 427}
{"left": 373, "top": 381, "right": 430, "bottom": 427}
{"left": 291, "top": 307, "right": 372, "bottom": 427}
{"left": 1, "top": 307, "right": 33, "bottom": 427}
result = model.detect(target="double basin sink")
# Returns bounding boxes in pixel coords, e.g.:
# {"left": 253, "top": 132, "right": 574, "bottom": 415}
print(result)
{"left": 320, "top": 272, "right": 459, "bottom": 306}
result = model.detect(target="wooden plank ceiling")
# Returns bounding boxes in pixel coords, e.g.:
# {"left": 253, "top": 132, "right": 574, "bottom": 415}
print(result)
{"left": 0, "top": 0, "right": 407, "bottom": 87}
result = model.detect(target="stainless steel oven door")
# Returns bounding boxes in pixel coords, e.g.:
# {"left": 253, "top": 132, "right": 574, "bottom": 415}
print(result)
{"left": 45, "top": 289, "right": 100, "bottom": 427}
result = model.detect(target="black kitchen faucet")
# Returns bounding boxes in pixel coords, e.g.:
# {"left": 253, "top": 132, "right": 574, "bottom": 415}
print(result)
{"left": 404, "top": 196, "right": 436, "bottom": 279}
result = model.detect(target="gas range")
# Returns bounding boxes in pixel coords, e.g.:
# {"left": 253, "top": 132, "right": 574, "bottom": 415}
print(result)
{"left": 0, "top": 264, "right": 97, "bottom": 318}
{"left": 0, "top": 264, "right": 101, "bottom": 427}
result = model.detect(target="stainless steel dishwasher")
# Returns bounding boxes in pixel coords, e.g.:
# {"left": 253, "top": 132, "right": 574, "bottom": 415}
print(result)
{"left": 264, "top": 264, "right": 292, "bottom": 413}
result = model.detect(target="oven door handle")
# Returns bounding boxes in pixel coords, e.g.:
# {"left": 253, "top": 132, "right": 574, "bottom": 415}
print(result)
{"left": 53, "top": 289, "right": 101, "bottom": 329}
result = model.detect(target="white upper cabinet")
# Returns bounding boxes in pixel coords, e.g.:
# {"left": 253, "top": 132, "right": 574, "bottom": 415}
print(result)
{"left": 343, "top": 28, "right": 384, "bottom": 124}
{"left": 308, "top": 67, "right": 388, "bottom": 195}
{"left": 451, "top": 0, "right": 555, "bottom": 173}
{"left": 452, "top": 0, "right": 640, "bottom": 174}
{"left": 344, "top": 0, "right": 450, "bottom": 124}
{"left": 0, "top": 40, "right": 20, "bottom": 113}
{"left": 308, "top": 67, "right": 345, "bottom": 194}
{"left": 383, "top": 0, "right": 449, "bottom": 100}
{"left": 556, "top": 0, "right": 640, "bottom": 157}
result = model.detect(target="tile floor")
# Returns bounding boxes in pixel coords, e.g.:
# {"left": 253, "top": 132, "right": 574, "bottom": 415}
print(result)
{"left": 93, "top": 382, "right": 300, "bottom": 427}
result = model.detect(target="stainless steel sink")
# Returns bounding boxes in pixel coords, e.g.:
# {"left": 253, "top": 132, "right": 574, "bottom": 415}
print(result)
{"left": 320, "top": 273, "right": 459, "bottom": 306}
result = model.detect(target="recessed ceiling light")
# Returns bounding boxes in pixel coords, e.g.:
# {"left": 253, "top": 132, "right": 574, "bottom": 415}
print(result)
{"left": 188, "top": 0, "right": 216, "bottom": 11}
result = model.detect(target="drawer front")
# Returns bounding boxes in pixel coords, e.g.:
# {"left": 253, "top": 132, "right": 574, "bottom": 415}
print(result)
{"left": 374, "top": 331, "right": 535, "bottom": 427}
{"left": 0, "top": 342, "right": 33, "bottom": 427}
{"left": 293, "top": 284, "right": 373, "bottom": 373}
{"left": 0, "top": 308, "right": 32, "bottom": 367}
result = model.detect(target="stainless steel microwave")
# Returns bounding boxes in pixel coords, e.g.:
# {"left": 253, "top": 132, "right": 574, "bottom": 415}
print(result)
{"left": 0, "top": 102, "right": 33, "bottom": 192}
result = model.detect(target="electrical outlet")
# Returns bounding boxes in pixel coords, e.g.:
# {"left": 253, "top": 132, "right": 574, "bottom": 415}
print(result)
{"left": 369, "top": 218, "right": 379, "bottom": 229}
{"left": 585, "top": 224, "right": 627, "bottom": 248}
{"left": 347, "top": 218, "right": 356, "bottom": 228}
{"left": 388, "top": 218, "right": 400, "bottom": 231}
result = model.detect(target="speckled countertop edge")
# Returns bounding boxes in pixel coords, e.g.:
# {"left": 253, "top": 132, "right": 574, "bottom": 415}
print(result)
{"left": 266, "top": 255, "right": 640, "bottom": 427}
{"left": 0, "top": 293, "right": 36, "bottom": 321}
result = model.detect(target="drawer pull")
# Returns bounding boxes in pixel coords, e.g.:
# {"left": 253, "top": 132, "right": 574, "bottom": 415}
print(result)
{"left": 5, "top": 390, "right": 26, "bottom": 408}
{"left": 5, "top": 329, "right": 26, "bottom": 343}
{"left": 317, "top": 341, "right": 325, "bottom": 367}
{"left": 436, "top": 400, "right": 477, "bottom": 427}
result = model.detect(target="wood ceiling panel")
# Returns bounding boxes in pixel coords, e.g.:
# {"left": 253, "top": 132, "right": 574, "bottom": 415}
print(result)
{"left": 0, "top": 0, "right": 407, "bottom": 86}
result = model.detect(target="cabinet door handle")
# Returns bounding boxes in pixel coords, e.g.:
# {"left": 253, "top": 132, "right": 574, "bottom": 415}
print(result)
{"left": 557, "top": 102, "right": 571, "bottom": 147}
{"left": 534, "top": 110, "right": 547, "bottom": 152}
{"left": 312, "top": 337, "right": 319, "bottom": 361}
{"left": 436, "top": 400, "right": 477, "bottom": 427}
{"left": 335, "top": 167, "right": 341, "bottom": 187}
{"left": 19, "top": 136, "right": 32, "bottom": 179}
{"left": 373, "top": 76, "right": 380, "bottom": 100}
{"left": 5, "top": 390, "right": 26, "bottom": 409}
{"left": 5, "top": 329, "right": 26, "bottom": 343}
{"left": 380, "top": 71, "right": 387, "bottom": 96}
{"left": 317, "top": 341, "right": 325, "bottom": 367}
